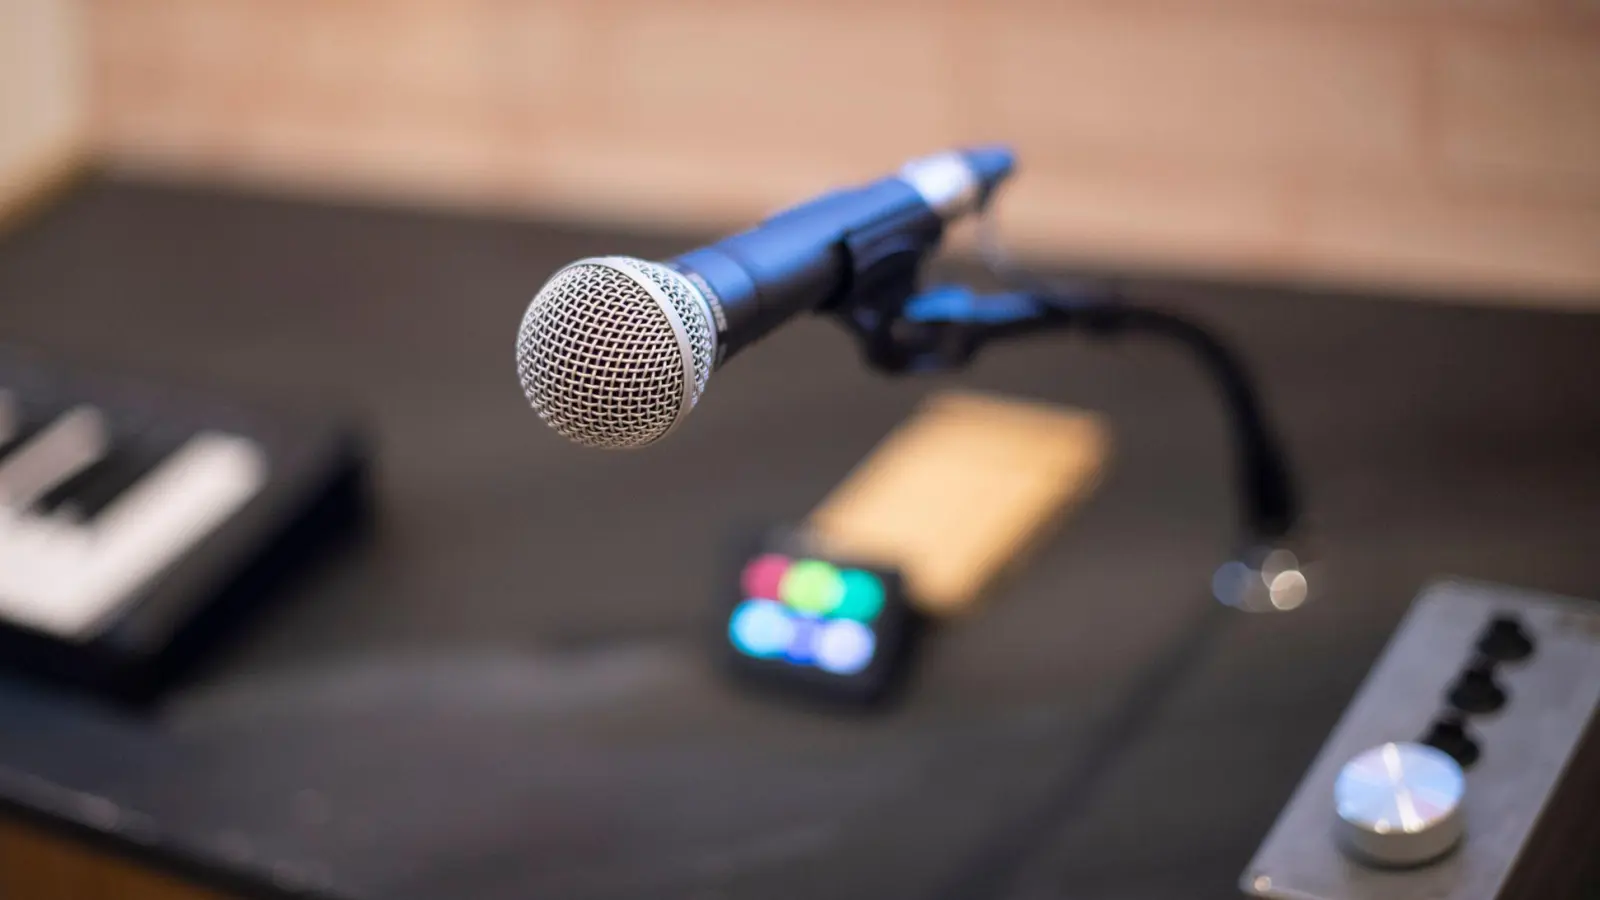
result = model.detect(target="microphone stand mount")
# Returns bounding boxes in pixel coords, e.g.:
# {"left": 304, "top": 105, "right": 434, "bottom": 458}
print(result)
{"left": 828, "top": 279, "right": 1312, "bottom": 613}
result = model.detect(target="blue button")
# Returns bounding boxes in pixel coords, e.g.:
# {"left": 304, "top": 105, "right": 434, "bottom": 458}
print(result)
{"left": 729, "top": 599, "right": 794, "bottom": 658}
{"left": 784, "top": 617, "right": 822, "bottom": 665}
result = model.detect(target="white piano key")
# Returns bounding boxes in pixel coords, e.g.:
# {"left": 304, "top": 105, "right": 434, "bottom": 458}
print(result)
{"left": 0, "top": 405, "right": 109, "bottom": 510}
{"left": 0, "top": 505, "right": 93, "bottom": 606}
{"left": 0, "top": 432, "right": 267, "bottom": 639}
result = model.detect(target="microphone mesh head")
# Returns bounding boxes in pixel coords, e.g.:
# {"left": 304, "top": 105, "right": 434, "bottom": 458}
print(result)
{"left": 516, "top": 256, "right": 717, "bottom": 449}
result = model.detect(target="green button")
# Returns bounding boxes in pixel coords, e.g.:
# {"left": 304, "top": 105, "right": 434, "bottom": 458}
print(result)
{"left": 780, "top": 560, "right": 845, "bottom": 615}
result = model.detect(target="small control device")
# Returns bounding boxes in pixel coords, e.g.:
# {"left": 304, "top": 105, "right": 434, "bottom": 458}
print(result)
{"left": 1242, "top": 580, "right": 1600, "bottom": 900}
{"left": 718, "top": 391, "right": 1108, "bottom": 704}
{"left": 719, "top": 535, "right": 918, "bottom": 703}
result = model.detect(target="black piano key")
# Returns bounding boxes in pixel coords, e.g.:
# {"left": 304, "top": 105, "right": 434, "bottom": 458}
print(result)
{"left": 31, "top": 429, "right": 183, "bottom": 522}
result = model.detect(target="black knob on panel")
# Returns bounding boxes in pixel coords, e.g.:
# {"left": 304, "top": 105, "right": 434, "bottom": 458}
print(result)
{"left": 1477, "top": 615, "right": 1535, "bottom": 662}
{"left": 1423, "top": 715, "right": 1481, "bottom": 769}
{"left": 1447, "top": 660, "right": 1507, "bottom": 714}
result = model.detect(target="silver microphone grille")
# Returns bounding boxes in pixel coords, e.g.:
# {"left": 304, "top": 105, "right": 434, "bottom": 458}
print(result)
{"left": 515, "top": 256, "right": 717, "bottom": 449}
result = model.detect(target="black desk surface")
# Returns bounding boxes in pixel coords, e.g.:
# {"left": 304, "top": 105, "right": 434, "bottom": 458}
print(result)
{"left": 1, "top": 180, "right": 1597, "bottom": 900}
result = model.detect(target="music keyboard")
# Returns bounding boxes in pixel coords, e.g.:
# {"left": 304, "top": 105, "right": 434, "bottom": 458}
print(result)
{"left": 0, "top": 346, "right": 366, "bottom": 701}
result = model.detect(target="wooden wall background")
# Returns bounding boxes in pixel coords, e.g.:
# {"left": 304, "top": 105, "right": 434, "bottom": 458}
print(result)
{"left": 10, "top": 0, "right": 1599, "bottom": 303}
{"left": 81, "top": 0, "right": 1600, "bottom": 305}
{"left": 0, "top": 0, "right": 86, "bottom": 231}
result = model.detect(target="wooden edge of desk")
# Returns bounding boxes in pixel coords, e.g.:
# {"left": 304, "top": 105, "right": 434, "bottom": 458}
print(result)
{"left": 1, "top": 810, "right": 229, "bottom": 900}
{"left": 0, "top": 794, "right": 348, "bottom": 900}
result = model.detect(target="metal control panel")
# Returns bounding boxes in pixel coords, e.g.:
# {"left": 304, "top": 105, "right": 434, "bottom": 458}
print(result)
{"left": 1242, "top": 579, "right": 1600, "bottom": 900}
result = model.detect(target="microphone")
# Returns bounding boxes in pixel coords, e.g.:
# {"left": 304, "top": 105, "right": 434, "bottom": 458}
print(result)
{"left": 515, "top": 146, "right": 1016, "bottom": 449}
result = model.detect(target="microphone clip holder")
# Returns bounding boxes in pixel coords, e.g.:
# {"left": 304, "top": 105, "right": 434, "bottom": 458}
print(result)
{"left": 829, "top": 281, "right": 1313, "bottom": 613}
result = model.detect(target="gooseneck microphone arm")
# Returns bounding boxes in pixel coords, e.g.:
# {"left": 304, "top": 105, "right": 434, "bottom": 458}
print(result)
{"left": 830, "top": 279, "right": 1304, "bottom": 595}
{"left": 1052, "top": 293, "right": 1297, "bottom": 540}
{"left": 1085, "top": 303, "right": 1297, "bottom": 540}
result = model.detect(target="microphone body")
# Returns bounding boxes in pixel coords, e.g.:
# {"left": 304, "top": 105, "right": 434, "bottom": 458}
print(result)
{"left": 675, "top": 182, "right": 922, "bottom": 363}
{"left": 516, "top": 147, "right": 1015, "bottom": 449}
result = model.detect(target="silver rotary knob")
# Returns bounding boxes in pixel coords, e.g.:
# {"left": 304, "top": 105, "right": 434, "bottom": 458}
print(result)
{"left": 1334, "top": 741, "right": 1465, "bottom": 867}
